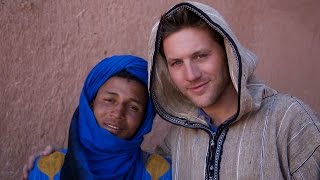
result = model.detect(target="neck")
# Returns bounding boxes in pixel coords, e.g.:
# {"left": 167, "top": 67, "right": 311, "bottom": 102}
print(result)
{"left": 202, "top": 82, "right": 238, "bottom": 126}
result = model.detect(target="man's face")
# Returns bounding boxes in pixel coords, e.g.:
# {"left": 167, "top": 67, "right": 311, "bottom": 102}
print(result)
{"left": 163, "top": 27, "right": 231, "bottom": 108}
{"left": 92, "top": 76, "right": 147, "bottom": 139}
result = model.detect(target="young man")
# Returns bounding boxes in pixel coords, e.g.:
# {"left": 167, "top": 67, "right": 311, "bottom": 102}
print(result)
{"left": 148, "top": 1, "right": 320, "bottom": 179}
{"left": 25, "top": 55, "right": 172, "bottom": 180}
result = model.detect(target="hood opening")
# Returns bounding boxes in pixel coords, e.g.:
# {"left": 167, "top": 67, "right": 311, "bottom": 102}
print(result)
{"left": 150, "top": 2, "right": 243, "bottom": 128}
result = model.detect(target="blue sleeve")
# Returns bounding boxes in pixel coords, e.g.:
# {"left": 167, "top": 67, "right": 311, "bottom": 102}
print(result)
{"left": 159, "top": 157, "right": 172, "bottom": 180}
{"left": 28, "top": 149, "right": 67, "bottom": 180}
{"left": 143, "top": 153, "right": 172, "bottom": 180}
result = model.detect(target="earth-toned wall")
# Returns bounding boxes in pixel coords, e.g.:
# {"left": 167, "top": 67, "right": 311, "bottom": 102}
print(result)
{"left": 1, "top": 0, "right": 319, "bottom": 179}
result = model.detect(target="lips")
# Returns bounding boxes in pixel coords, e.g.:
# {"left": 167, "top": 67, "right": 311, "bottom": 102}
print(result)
{"left": 187, "top": 81, "right": 209, "bottom": 94}
{"left": 103, "top": 123, "right": 121, "bottom": 135}
{"left": 106, "top": 124, "right": 119, "bottom": 130}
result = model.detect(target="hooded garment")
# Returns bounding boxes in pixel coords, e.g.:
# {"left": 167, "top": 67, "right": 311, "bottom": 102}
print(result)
{"left": 148, "top": 2, "right": 320, "bottom": 180}
{"left": 28, "top": 55, "right": 172, "bottom": 180}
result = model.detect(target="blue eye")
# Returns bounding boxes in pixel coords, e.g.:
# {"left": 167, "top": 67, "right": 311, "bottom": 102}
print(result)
{"left": 171, "top": 60, "right": 182, "bottom": 67}
{"left": 196, "top": 54, "right": 208, "bottom": 60}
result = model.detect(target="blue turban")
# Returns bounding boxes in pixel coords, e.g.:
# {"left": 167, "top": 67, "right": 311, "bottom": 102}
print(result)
{"left": 60, "top": 55, "right": 155, "bottom": 179}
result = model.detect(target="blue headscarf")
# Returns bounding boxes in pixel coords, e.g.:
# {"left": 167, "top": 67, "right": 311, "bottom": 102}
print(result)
{"left": 60, "top": 55, "right": 155, "bottom": 179}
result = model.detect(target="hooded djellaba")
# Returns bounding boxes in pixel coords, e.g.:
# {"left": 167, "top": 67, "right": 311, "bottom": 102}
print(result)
{"left": 148, "top": 1, "right": 320, "bottom": 180}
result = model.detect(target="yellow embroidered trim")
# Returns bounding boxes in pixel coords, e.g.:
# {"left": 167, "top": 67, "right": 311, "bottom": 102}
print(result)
{"left": 37, "top": 151, "right": 65, "bottom": 180}
{"left": 146, "top": 154, "right": 170, "bottom": 180}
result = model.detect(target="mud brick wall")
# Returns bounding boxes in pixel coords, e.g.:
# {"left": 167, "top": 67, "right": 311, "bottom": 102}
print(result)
{"left": 1, "top": 0, "right": 319, "bottom": 179}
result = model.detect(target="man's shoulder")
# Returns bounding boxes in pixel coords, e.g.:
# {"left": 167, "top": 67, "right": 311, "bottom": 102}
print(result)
{"left": 262, "top": 93, "right": 317, "bottom": 115}
{"left": 252, "top": 92, "right": 319, "bottom": 132}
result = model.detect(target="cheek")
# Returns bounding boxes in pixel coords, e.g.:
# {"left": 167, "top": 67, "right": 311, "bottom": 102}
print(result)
{"left": 93, "top": 102, "right": 110, "bottom": 118}
{"left": 93, "top": 109, "right": 104, "bottom": 125}
{"left": 168, "top": 69, "right": 184, "bottom": 87}
{"left": 127, "top": 113, "right": 144, "bottom": 128}
{"left": 202, "top": 62, "right": 220, "bottom": 78}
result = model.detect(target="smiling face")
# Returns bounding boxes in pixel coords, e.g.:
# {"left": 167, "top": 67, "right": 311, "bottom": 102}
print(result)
{"left": 163, "top": 27, "right": 231, "bottom": 109}
{"left": 92, "top": 76, "right": 148, "bottom": 139}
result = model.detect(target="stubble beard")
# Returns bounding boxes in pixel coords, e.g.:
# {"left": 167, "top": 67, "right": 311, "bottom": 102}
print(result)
{"left": 185, "top": 76, "right": 231, "bottom": 109}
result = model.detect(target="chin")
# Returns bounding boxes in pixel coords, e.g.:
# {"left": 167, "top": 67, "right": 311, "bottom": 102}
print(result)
{"left": 190, "top": 94, "right": 220, "bottom": 108}
{"left": 190, "top": 98, "right": 212, "bottom": 108}
{"left": 194, "top": 102, "right": 212, "bottom": 108}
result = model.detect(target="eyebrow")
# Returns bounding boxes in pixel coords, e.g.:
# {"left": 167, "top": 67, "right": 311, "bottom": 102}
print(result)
{"left": 167, "top": 49, "right": 211, "bottom": 61}
{"left": 192, "top": 49, "right": 211, "bottom": 57}
{"left": 104, "top": 91, "right": 145, "bottom": 106}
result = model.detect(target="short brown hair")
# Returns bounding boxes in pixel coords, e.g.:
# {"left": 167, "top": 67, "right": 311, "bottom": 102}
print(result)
{"left": 159, "top": 8, "right": 225, "bottom": 58}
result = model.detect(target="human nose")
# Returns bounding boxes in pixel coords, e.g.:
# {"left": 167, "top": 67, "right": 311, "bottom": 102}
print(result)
{"left": 111, "top": 104, "right": 125, "bottom": 119}
{"left": 184, "top": 61, "right": 201, "bottom": 81}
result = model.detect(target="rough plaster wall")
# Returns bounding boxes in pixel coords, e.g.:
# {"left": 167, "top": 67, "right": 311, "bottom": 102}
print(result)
{"left": 0, "top": 0, "right": 319, "bottom": 179}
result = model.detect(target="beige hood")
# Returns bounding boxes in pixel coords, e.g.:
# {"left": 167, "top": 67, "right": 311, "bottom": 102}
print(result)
{"left": 148, "top": 1, "right": 276, "bottom": 127}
